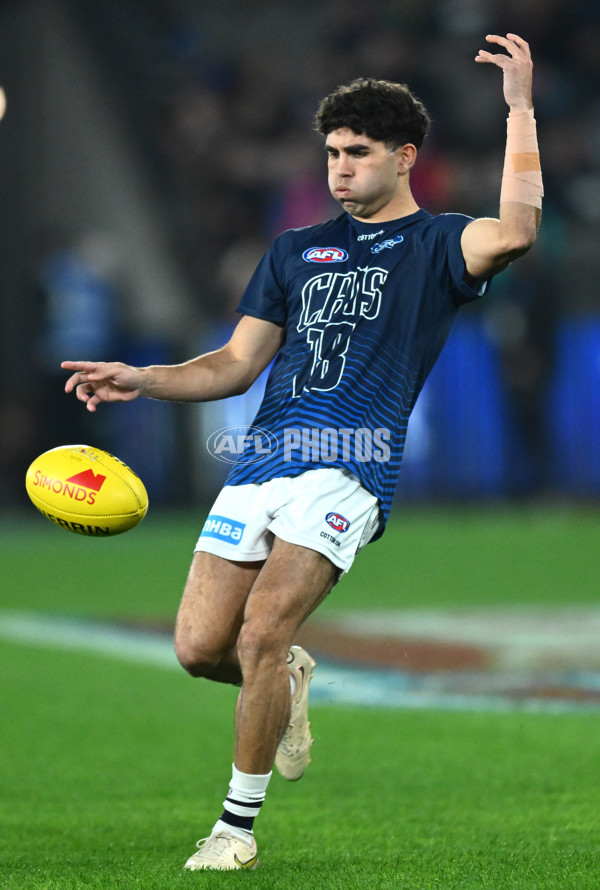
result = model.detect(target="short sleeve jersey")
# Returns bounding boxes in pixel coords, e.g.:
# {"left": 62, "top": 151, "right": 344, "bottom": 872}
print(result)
{"left": 225, "top": 208, "right": 488, "bottom": 537}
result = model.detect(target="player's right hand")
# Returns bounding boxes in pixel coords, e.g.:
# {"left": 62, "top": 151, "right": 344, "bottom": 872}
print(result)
{"left": 474, "top": 33, "right": 533, "bottom": 113}
{"left": 61, "top": 360, "right": 143, "bottom": 412}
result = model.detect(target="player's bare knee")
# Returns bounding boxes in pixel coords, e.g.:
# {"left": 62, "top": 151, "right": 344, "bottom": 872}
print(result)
{"left": 173, "top": 633, "right": 221, "bottom": 678}
{"left": 237, "top": 617, "right": 288, "bottom": 673}
{"left": 174, "top": 645, "right": 213, "bottom": 678}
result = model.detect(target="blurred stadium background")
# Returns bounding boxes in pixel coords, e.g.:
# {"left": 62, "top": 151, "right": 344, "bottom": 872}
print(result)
{"left": 2, "top": 6, "right": 600, "bottom": 885}
{"left": 0, "top": 0, "right": 599, "bottom": 511}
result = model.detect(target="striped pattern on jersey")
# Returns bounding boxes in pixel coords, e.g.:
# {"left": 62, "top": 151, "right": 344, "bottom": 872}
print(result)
{"left": 224, "top": 209, "right": 488, "bottom": 538}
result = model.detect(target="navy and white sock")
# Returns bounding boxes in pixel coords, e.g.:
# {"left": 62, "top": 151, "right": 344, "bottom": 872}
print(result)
{"left": 212, "top": 764, "right": 272, "bottom": 843}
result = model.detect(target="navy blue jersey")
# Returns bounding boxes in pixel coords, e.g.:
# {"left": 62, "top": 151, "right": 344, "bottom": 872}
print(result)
{"left": 225, "top": 208, "right": 488, "bottom": 537}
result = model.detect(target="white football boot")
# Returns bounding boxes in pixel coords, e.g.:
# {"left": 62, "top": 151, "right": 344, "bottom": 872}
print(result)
{"left": 184, "top": 830, "right": 258, "bottom": 871}
{"left": 275, "top": 645, "right": 317, "bottom": 781}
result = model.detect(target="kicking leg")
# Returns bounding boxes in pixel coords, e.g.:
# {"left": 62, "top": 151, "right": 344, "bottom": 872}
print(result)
{"left": 234, "top": 535, "right": 338, "bottom": 774}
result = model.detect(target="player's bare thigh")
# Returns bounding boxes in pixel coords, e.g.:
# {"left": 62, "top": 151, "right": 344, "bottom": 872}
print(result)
{"left": 174, "top": 550, "right": 264, "bottom": 680}
{"left": 241, "top": 535, "right": 339, "bottom": 648}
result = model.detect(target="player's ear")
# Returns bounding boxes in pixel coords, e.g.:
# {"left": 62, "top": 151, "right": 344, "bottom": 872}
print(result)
{"left": 396, "top": 143, "right": 417, "bottom": 173}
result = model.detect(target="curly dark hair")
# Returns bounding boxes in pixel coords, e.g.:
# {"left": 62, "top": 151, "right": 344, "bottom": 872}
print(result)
{"left": 315, "top": 77, "right": 431, "bottom": 150}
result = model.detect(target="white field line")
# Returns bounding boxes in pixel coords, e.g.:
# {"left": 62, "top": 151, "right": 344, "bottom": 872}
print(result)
{"left": 324, "top": 607, "right": 600, "bottom": 670}
{"left": 1, "top": 610, "right": 599, "bottom": 713}
{"left": 0, "top": 611, "right": 179, "bottom": 669}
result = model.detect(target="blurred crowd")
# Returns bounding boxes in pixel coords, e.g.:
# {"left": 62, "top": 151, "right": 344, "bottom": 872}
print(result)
{"left": 148, "top": 0, "right": 600, "bottom": 317}
{"left": 65, "top": 0, "right": 599, "bottom": 313}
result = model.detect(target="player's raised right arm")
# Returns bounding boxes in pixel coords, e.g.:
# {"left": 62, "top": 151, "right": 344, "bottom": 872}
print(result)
{"left": 62, "top": 315, "right": 284, "bottom": 413}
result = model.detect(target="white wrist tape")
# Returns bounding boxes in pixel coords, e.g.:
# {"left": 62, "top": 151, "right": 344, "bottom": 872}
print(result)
{"left": 500, "top": 109, "right": 543, "bottom": 209}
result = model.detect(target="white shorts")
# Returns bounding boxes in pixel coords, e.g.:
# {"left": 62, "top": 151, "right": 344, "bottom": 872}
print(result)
{"left": 195, "top": 467, "right": 381, "bottom": 573}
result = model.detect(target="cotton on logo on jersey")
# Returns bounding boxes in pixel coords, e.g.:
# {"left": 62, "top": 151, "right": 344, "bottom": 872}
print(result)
{"left": 325, "top": 512, "right": 350, "bottom": 533}
{"left": 200, "top": 514, "right": 245, "bottom": 544}
{"left": 302, "top": 247, "right": 348, "bottom": 263}
{"left": 357, "top": 229, "right": 384, "bottom": 242}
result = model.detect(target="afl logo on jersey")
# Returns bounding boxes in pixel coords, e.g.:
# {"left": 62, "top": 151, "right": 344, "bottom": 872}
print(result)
{"left": 302, "top": 246, "right": 348, "bottom": 263}
{"left": 325, "top": 512, "right": 350, "bottom": 533}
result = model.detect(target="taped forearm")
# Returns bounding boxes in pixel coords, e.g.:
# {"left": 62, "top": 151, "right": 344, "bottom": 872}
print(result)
{"left": 500, "top": 109, "right": 543, "bottom": 209}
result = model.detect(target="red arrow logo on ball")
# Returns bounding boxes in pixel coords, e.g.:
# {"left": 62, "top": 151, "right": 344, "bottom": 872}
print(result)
{"left": 65, "top": 469, "right": 107, "bottom": 492}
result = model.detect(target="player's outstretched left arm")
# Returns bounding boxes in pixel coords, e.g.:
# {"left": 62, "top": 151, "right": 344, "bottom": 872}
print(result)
{"left": 461, "top": 33, "right": 542, "bottom": 280}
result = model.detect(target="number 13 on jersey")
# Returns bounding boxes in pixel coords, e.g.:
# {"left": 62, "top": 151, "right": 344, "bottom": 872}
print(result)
{"left": 292, "top": 321, "right": 356, "bottom": 396}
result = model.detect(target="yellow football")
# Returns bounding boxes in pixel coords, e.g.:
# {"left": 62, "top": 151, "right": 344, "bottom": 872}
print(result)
{"left": 25, "top": 445, "right": 149, "bottom": 537}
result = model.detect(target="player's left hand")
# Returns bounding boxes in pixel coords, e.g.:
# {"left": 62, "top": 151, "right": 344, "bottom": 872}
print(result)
{"left": 475, "top": 33, "right": 533, "bottom": 113}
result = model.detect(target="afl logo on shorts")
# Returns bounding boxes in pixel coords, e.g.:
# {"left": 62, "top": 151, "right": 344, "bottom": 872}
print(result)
{"left": 325, "top": 512, "right": 350, "bottom": 533}
{"left": 302, "top": 247, "right": 348, "bottom": 263}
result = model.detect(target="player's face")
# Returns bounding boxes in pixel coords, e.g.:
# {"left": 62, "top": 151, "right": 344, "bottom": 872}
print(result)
{"left": 325, "top": 128, "right": 410, "bottom": 221}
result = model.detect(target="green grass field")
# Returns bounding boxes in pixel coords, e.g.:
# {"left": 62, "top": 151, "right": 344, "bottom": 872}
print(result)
{"left": 2, "top": 506, "right": 600, "bottom": 888}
